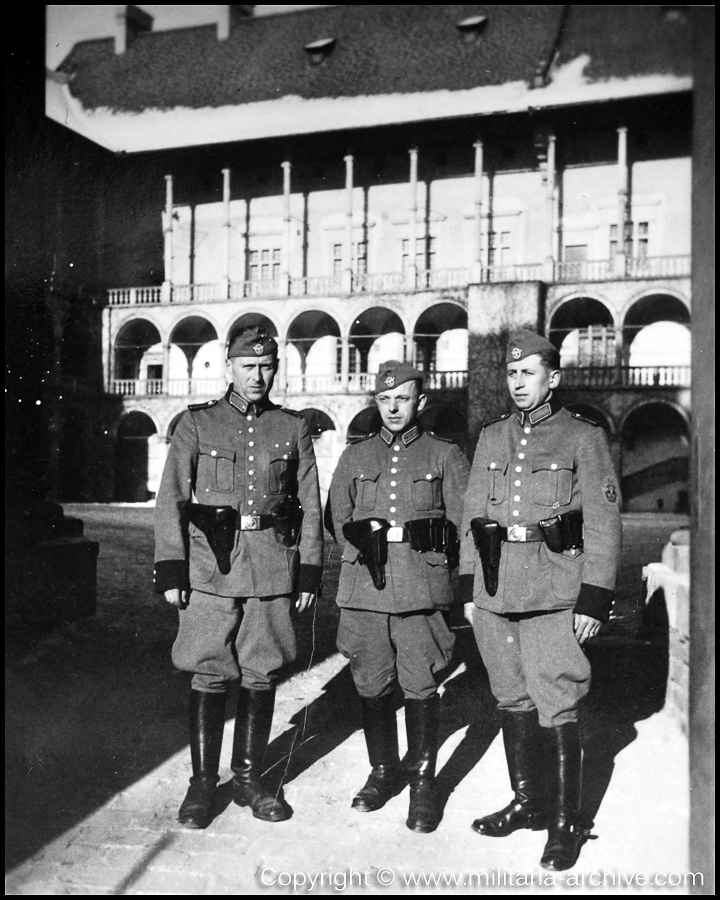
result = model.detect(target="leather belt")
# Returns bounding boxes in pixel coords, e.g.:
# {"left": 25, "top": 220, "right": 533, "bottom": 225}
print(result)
{"left": 499, "top": 524, "right": 545, "bottom": 543}
{"left": 386, "top": 526, "right": 409, "bottom": 542}
{"left": 239, "top": 514, "right": 275, "bottom": 531}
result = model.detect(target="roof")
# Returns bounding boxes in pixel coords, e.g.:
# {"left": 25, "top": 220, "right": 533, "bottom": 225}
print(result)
{"left": 47, "top": 5, "right": 693, "bottom": 153}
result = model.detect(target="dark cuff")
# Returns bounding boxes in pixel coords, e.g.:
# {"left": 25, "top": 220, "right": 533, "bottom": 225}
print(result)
{"left": 574, "top": 583, "right": 614, "bottom": 622}
{"left": 153, "top": 559, "right": 190, "bottom": 594}
{"left": 458, "top": 573, "right": 475, "bottom": 606}
{"left": 298, "top": 564, "right": 323, "bottom": 594}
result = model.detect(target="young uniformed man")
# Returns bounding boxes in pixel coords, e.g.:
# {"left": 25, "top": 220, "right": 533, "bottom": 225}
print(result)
{"left": 325, "top": 361, "right": 470, "bottom": 834}
{"left": 154, "top": 325, "right": 323, "bottom": 829}
{"left": 459, "top": 329, "right": 622, "bottom": 871}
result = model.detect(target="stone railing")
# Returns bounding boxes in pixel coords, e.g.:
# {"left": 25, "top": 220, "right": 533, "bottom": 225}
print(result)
{"left": 561, "top": 365, "right": 691, "bottom": 389}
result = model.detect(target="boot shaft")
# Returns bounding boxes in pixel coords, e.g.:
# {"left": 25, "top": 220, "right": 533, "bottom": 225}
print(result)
{"left": 360, "top": 694, "right": 400, "bottom": 768}
{"left": 404, "top": 695, "right": 440, "bottom": 780}
{"left": 188, "top": 690, "right": 226, "bottom": 778}
{"left": 231, "top": 686, "right": 276, "bottom": 777}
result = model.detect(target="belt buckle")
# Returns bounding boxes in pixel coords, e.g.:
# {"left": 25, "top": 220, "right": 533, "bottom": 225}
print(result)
{"left": 507, "top": 524, "right": 527, "bottom": 542}
{"left": 240, "top": 515, "right": 259, "bottom": 531}
{"left": 387, "top": 526, "right": 405, "bottom": 542}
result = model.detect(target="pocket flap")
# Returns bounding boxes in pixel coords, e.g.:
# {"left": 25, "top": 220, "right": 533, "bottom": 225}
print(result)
{"left": 531, "top": 456, "right": 573, "bottom": 473}
{"left": 199, "top": 442, "right": 236, "bottom": 462}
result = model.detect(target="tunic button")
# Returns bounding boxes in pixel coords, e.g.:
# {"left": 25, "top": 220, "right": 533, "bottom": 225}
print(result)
{"left": 518, "top": 453, "right": 525, "bottom": 459}
{"left": 551, "top": 463, "right": 558, "bottom": 470}
{"left": 248, "top": 441, "right": 254, "bottom": 447}
{"left": 390, "top": 520, "right": 396, "bottom": 526}
{"left": 507, "top": 636, "right": 514, "bottom": 644}
{"left": 246, "top": 415, "right": 253, "bottom": 421}
{"left": 512, "top": 510, "right": 520, "bottom": 517}
{"left": 393, "top": 445, "right": 401, "bottom": 451}
{"left": 390, "top": 481, "right": 397, "bottom": 487}
{"left": 515, "top": 466, "right": 522, "bottom": 473}
{"left": 211, "top": 450, "right": 217, "bottom": 457}
{"left": 248, "top": 428, "right": 254, "bottom": 433}
{"left": 524, "top": 427, "right": 531, "bottom": 434}
{"left": 391, "top": 468, "right": 397, "bottom": 474}
{"left": 553, "top": 502, "right": 560, "bottom": 509}
{"left": 514, "top": 495, "right": 521, "bottom": 502}
{"left": 248, "top": 455, "right": 255, "bottom": 462}
{"left": 390, "top": 494, "right": 396, "bottom": 500}
{"left": 389, "top": 507, "right": 396, "bottom": 513}
{"left": 490, "top": 462, "right": 496, "bottom": 469}
{"left": 392, "top": 457, "right": 399, "bottom": 462}
{"left": 248, "top": 485, "right": 255, "bottom": 491}
{"left": 514, "top": 480, "right": 521, "bottom": 487}
{"left": 248, "top": 499, "right": 254, "bottom": 506}
{"left": 248, "top": 470, "right": 254, "bottom": 476}
{"left": 426, "top": 474, "right": 432, "bottom": 480}
{"left": 521, "top": 439, "right": 528, "bottom": 446}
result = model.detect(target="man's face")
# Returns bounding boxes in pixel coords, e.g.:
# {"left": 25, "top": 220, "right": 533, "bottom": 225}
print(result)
{"left": 506, "top": 353, "right": 559, "bottom": 411}
{"left": 226, "top": 354, "right": 277, "bottom": 403}
{"left": 375, "top": 380, "right": 426, "bottom": 434}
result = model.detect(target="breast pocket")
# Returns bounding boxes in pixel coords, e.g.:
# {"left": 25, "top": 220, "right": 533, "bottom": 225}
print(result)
{"left": 411, "top": 468, "right": 443, "bottom": 511}
{"left": 268, "top": 448, "right": 299, "bottom": 495}
{"left": 198, "top": 442, "right": 236, "bottom": 493}
{"left": 488, "top": 460, "right": 509, "bottom": 505}
{"left": 531, "top": 456, "right": 574, "bottom": 507}
{"left": 355, "top": 471, "right": 381, "bottom": 510}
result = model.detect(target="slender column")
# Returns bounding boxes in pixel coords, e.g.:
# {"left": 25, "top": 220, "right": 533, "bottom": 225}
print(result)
{"left": 276, "top": 338, "right": 288, "bottom": 393}
{"left": 615, "top": 126, "right": 629, "bottom": 276}
{"left": 162, "top": 175, "right": 174, "bottom": 302}
{"left": 162, "top": 341, "right": 171, "bottom": 395}
{"left": 343, "top": 155, "right": 354, "bottom": 294}
{"left": 282, "top": 161, "right": 292, "bottom": 295}
{"left": 340, "top": 335, "right": 350, "bottom": 391}
{"left": 548, "top": 134, "right": 560, "bottom": 279}
{"left": 222, "top": 168, "right": 231, "bottom": 298}
{"left": 473, "top": 140, "right": 483, "bottom": 283}
{"left": 407, "top": 148, "right": 419, "bottom": 288}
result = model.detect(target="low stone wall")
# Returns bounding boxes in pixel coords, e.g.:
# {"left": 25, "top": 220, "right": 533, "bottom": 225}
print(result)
{"left": 642, "top": 529, "right": 690, "bottom": 732}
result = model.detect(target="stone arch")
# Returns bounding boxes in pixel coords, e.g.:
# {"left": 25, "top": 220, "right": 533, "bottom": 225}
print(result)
{"left": 115, "top": 411, "right": 158, "bottom": 502}
{"left": 113, "top": 319, "right": 161, "bottom": 382}
{"left": 547, "top": 296, "right": 616, "bottom": 366}
{"left": 619, "top": 401, "right": 690, "bottom": 514}
{"left": 349, "top": 307, "right": 406, "bottom": 375}
{"left": 621, "top": 293, "right": 691, "bottom": 377}
{"left": 412, "top": 302, "right": 468, "bottom": 373}
{"left": 286, "top": 310, "right": 342, "bottom": 391}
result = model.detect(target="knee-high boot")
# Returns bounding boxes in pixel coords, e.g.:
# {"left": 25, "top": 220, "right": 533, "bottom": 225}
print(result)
{"left": 352, "top": 694, "right": 404, "bottom": 812}
{"left": 231, "top": 686, "right": 292, "bottom": 822}
{"left": 178, "top": 690, "right": 226, "bottom": 829}
{"left": 540, "top": 722, "right": 584, "bottom": 871}
{"left": 404, "top": 695, "right": 441, "bottom": 834}
{"left": 472, "top": 710, "right": 547, "bottom": 837}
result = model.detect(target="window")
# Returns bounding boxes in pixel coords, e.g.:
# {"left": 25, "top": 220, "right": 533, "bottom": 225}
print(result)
{"left": 488, "top": 230, "right": 512, "bottom": 266}
{"left": 249, "top": 248, "right": 281, "bottom": 281}
{"left": 564, "top": 244, "right": 588, "bottom": 262}
{"left": 610, "top": 222, "right": 649, "bottom": 258}
{"left": 402, "top": 236, "right": 436, "bottom": 271}
{"left": 332, "top": 241, "right": 367, "bottom": 275}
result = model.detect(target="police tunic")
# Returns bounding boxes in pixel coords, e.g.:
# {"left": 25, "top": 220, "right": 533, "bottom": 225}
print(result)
{"left": 154, "top": 386, "right": 323, "bottom": 599}
{"left": 459, "top": 397, "right": 621, "bottom": 621}
{"left": 328, "top": 424, "right": 470, "bottom": 614}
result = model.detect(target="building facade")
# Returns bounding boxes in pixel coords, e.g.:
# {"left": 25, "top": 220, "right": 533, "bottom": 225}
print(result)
{"left": 45, "top": 5, "right": 694, "bottom": 508}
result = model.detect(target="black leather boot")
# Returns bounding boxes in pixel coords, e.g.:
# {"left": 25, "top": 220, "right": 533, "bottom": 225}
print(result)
{"left": 471, "top": 710, "right": 547, "bottom": 837}
{"left": 231, "top": 686, "right": 292, "bottom": 822}
{"left": 352, "top": 694, "right": 404, "bottom": 812}
{"left": 540, "top": 722, "right": 584, "bottom": 871}
{"left": 178, "top": 690, "right": 226, "bottom": 829}
{"left": 404, "top": 695, "right": 441, "bottom": 834}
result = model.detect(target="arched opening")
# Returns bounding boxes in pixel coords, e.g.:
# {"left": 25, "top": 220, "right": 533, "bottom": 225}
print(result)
{"left": 620, "top": 403, "right": 690, "bottom": 513}
{"left": 413, "top": 303, "right": 468, "bottom": 374}
{"left": 622, "top": 295, "right": 691, "bottom": 385}
{"left": 115, "top": 412, "right": 158, "bottom": 502}
{"left": 168, "top": 317, "right": 220, "bottom": 397}
{"left": 113, "top": 320, "right": 161, "bottom": 387}
{"left": 350, "top": 308, "right": 406, "bottom": 383}
{"left": 548, "top": 297, "right": 616, "bottom": 367}
{"left": 286, "top": 311, "right": 341, "bottom": 392}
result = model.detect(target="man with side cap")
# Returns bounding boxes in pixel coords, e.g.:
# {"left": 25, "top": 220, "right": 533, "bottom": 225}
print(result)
{"left": 154, "top": 324, "right": 323, "bottom": 829}
{"left": 459, "top": 329, "right": 622, "bottom": 871}
{"left": 325, "top": 360, "right": 470, "bottom": 834}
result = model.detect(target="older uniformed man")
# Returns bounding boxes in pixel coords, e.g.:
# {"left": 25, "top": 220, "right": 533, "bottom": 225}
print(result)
{"left": 154, "top": 325, "right": 323, "bottom": 829}
{"left": 459, "top": 329, "right": 622, "bottom": 871}
{"left": 325, "top": 360, "right": 470, "bottom": 834}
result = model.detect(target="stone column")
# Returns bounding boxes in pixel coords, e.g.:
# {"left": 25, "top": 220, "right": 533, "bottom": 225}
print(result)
{"left": 406, "top": 148, "right": 419, "bottom": 289}
{"left": 343, "top": 154, "right": 354, "bottom": 294}
{"left": 614, "top": 126, "right": 629, "bottom": 277}
{"left": 162, "top": 174, "right": 173, "bottom": 302}
{"left": 473, "top": 140, "right": 483, "bottom": 283}
{"left": 282, "top": 161, "right": 292, "bottom": 295}
{"left": 222, "top": 168, "right": 231, "bottom": 299}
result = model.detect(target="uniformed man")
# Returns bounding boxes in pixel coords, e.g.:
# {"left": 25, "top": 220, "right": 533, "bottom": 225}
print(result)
{"left": 459, "top": 329, "right": 622, "bottom": 871}
{"left": 153, "top": 325, "right": 323, "bottom": 829}
{"left": 325, "top": 361, "right": 470, "bottom": 834}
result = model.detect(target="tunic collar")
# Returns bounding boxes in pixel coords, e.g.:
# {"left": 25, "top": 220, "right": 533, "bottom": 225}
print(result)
{"left": 515, "top": 394, "right": 563, "bottom": 427}
{"left": 226, "top": 386, "right": 272, "bottom": 417}
{"left": 379, "top": 424, "right": 422, "bottom": 446}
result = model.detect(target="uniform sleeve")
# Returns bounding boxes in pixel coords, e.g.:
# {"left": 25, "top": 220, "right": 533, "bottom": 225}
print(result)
{"left": 574, "top": 425, "right": 623, "bottom": 621}
{"left": 325, "top": 446, "right": 357, "bottom": 556}
{"left": 295, "top": 415, "right": 324, "bottom": 593}
{"left": 443, "top": 443, "right": 471, "bottom": 539}
{"left": 153, "top": 412, "right": 197, "bottom": 594}
{"left": 458, "top": 429, "right": 490, "bottom": 603}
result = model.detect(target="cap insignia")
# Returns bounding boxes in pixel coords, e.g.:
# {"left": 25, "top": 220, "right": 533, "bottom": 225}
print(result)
{"left": 384, "top": 375, "right": 396, "bottom": 387}
{"left": 511, "top": 347, "right": 522, "bottom": 360}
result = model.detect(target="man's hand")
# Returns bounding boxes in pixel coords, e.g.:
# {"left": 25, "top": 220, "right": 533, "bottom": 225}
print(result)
{"left": 295, "top": 592, "right": 316, "bottom": 614}
{"left": 164, "top": 588, "right": 189, "bottom": 609}
{"left": 573, "top": 613, "right": 602, "bottom": 646}
{"left": 463, "top": 602, "right": 475, "bottom": 625}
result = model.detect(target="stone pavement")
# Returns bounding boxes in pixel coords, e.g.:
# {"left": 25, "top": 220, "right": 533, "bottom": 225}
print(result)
{"left": 5, "top": 508, "right": 699, "bottom": 896}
